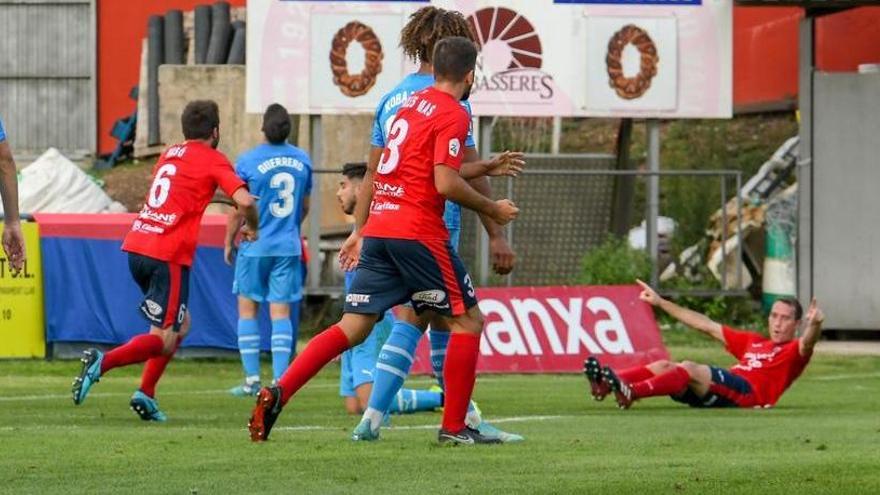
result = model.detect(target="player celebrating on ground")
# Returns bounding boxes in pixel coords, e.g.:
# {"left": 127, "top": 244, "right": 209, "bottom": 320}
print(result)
{"left": 342, "top": 5, "right": 524, "bottom": 443}
{"left": 72, "top": 100, "right": 259, "bottom": 421}
{"left": 336, "top": 162, "right": 443, "bottom": 415}
{"left": 586, "top": 280, "right": 824, "bottom": 409}
{"left": 225, "top": 103, "right": 312, "bottom": 396}
{"left": 249, "top": 37, "right": 518, "bottom": 445}
{"left": 0, "top": 114, "right": 26, "bottom": 275}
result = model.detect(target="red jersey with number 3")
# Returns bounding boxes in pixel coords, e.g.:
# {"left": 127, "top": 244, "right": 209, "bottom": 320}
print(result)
{"left": 722, "top": 326, "right": 812, "bottom": 406}
{"left": 122, "top": 141, "right": 246, "bottom": 266}
{"left": 361, "top": 87, "right": 470, "bottom": 241}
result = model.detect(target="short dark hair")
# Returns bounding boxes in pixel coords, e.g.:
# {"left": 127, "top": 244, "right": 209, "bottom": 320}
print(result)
{"left": 181, "top": 100, "right": 219, "bottom": 140}
{"left": 342, "top": 162, "right": 367, "bottom": 180}
{"left": 262, "top": 103, "right": 291, "bottom": 144}
{"left": 775, "top": 297, "right": 803, "bottom": 320}
{"left": 432, "top": 36, "right": 477, "bottom": 83}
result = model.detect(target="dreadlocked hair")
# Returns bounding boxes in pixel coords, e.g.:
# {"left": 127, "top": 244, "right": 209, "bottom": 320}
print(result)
{"left": 400, "top": 7, "right": 475, "bottom": 65}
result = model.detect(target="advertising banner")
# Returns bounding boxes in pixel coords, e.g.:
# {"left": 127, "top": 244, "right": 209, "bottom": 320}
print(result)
{"left": 248, "top": 0, "right": 731, "bottom": 118}
{"left": 0, "top": 222, "right": 45, "bottom": 358}
{"left": 409, "top": 285, "right": 668, "bottom": 374}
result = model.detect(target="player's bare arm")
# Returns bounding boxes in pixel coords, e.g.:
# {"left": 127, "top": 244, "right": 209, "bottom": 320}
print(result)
{"left": 232, "top": 187, "right": 259, "bottom": 242}
{"left": 0, "top": 139, "right": 25, "bottom": 274}
{"left": 434, "top": 164, "right": 518, "bottom": 226}
{"left": 799, "top": 298, "right": 824, "bottom": 357}
{"left": 458, "top": 150, "right": 525, "bottom": 179}
{"left": 339, "top": 146, "right": 382, "bottom": 271}
{"left": 636, "top": 279, "right": 724, "bottom": 342}
{"left": 224, "top": 207, "right": 243, "bottom": 265}
{"left": 462, "top": 146, "right": 517, "bottom": 275}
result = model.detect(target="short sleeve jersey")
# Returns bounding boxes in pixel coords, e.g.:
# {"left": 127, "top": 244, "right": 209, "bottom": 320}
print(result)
{"left": 122, "top": 141, "right": 246, "bottom": 266}
{"left": 0, "top": 116, "right": 6, "bottom": 142}
{"left": 722, "top": 326, "right": 812, "bottom": 406}
{"left": 361, "top": 87, "right": 470, "bottom": 241}
{"left": 371, "top": 73, "right": 475, "bottom": 232}
{"left": 235, "top": 143, "right": 312, "bottom": 257}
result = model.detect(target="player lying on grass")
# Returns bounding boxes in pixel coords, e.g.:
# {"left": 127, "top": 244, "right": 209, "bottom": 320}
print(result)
{"left": 0, "top": 113, "right": 26, "bottom": 275}
{"left": 225, "top": 103, "right": 312, "bottom": 396}
{"left": 248, "top": 37, "right": 519, "bottom": 445}
{"left": 336, "top": 162, "right": 444, "bottom": 416}
{"left": 585, "top": 280, "right": 824, "bottom": 409}
{"left": 342, "top": 5, "right": 524, "bottom": 444}
{"left": 72, "top": 101, "right": 259, "bottom": 421}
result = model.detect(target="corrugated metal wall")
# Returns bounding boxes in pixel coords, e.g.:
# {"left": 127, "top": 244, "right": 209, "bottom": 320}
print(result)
{"left": 0, "top": 0, "right": 94, "bottom": 155}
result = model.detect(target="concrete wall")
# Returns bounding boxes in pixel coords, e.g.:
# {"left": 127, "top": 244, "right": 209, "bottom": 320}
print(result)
{"left": 157, "top": 64, "right": 372, "bottom": 232}
{"left": 811, "top": 72, "right": 880, "bottom": 330}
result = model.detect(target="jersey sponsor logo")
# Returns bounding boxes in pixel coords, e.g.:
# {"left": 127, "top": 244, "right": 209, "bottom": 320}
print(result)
{"left": 137, "top": 206, "right": 178, "bottom": 226}
{"left": 132, "top": 219, "right": 166, "bottom": 235}
{"left": 412, "top": 290, "right": 447, "bottom": 304}
{"left": 346, "top": 293, "right": 371, "bottom": 306}
{"left": 371, "top": 201, "right": 400, "bottom": 212}
{"left": 374, "top": 181, "right": 405, "bottom": 198}
{"left": 449, "top": 138, "right": 461, "bottom": 158}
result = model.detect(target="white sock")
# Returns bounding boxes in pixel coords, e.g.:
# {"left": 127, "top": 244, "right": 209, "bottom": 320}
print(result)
{"left": 363, "top": 407, "right": 384, "bottom": 431}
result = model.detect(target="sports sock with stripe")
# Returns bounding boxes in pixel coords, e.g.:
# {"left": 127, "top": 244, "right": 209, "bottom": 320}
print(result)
{"left": 362, "top": 320, "right": 422, "bottom": 430}
{"left": 387, "top": 388, "right": 444, "bottom": 414}
{"left": 428, "top": 328, "right": 450, "bottom": 389}
{"left": 270, "top": 318, "right": 294, "bottom": 382}
{"left": 237, "top": 318, "right": 261, "bottom": 383}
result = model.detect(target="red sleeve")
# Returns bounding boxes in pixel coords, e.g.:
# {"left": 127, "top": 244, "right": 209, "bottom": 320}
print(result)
{"left": 213, "top": 155, "right": 246, "bottom": 197}
{"left": 722, "top": 326, "right": 758, "bottom": 359}
{"left": 433, "top": 109, "right": 469, "bottom": 171}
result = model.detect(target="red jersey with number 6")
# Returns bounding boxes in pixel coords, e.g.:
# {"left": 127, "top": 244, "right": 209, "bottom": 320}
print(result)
{"left": 122, "top": 141, "right": 246, "bottom": 266}
{"left": 361, "top": 87, "right": 470, "bottom": 241}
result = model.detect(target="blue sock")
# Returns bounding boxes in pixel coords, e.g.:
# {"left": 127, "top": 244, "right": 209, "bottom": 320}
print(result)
{"left": 428, "top": 329, "right": 450, "bottom": 389}
{"left": 237, "top": 319, "right": 261, "bottom": 382}
{"left": 271, "top": 318, "right": 294, "bottom": 382}
{"left": 387, "top": 388, "right": 444, "bottom": 414}
{"left": 363, "top": 320, "right": 423, "bottom": 428}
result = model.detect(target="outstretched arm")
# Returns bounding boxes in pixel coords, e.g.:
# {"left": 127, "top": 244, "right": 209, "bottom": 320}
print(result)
{"left": 434, "top": 165, "right": 518, "bottom": 226}
{"left": 637, "top": 279, "right": 724, "bottom": 343}
{"left": 799, "top": 298, "right": 824, "bottom": 357}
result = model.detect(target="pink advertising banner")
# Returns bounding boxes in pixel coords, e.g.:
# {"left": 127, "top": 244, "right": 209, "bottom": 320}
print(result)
{"left": 409, "top": 285, "right": 669, "bottom": 374}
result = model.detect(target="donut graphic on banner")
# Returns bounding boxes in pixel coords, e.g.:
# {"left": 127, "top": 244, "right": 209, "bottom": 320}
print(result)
{"left": 329, "top": 21, "right": 384, "bottom": 97}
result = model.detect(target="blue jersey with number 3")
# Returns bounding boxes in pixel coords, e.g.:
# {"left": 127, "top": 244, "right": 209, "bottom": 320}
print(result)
{"left": 235, "top": 143, "right": 312, "bottom": 257}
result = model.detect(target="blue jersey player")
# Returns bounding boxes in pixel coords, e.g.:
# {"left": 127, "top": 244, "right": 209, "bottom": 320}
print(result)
{"left": 340, "top": 7, "right": 525, "bottom": 442}
{"left": 336, "top": 162, "right": 444, "bottom": 416}
{"left": 225, "top": 104, "right": 312, "bottom": 396}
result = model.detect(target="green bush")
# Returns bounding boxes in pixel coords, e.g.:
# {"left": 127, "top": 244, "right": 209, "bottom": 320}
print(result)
{"left": 577, "top": 236, "right": 651, "bottom": 285}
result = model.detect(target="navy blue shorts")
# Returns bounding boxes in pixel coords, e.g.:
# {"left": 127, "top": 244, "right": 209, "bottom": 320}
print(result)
{"left": 128, "top": 253, "right": 190, "bottom": 331}
{"left": 345, "top": 237, "right": 478, "bottom": 317}
{"left": 671, "top": 366, "right": 756, "bottom": 408}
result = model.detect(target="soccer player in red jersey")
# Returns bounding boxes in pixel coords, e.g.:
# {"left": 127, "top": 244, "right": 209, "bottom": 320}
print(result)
{"left": 586, "top": 279, "right": 825, "bottom": 409}
{"left": 249, "top": 37, "right": 519, "bottom": 445}
{"left": 72, "top": 100, "right": 259, "bottom": 421}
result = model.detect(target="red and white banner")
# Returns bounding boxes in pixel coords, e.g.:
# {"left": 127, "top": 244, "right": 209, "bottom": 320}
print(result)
{"left": 410, "top": 285, "right": 668, "bottom": 374}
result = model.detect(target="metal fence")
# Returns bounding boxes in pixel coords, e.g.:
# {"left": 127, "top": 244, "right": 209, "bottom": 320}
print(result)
{"left": 303, "top": 158, "right": 745, "bottom": 297}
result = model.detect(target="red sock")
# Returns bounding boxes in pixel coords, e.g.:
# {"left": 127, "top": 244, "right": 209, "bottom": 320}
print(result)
{"left": 139, "top": 335, "right": 182, "bottom": 398}
{"left": 616, "top": 365, "right": 655, "bottom": 383}
{"left": 632, "top": 366, "right": 690, "bottom": 398}
{"left": 278, "top": 325, "right": 350, "bottom": 404}
{"left": 100, "top": 334, "right": 164, "bottom": 374}
{"left": 441, "top": 332, "right": 481, "bottom": 433}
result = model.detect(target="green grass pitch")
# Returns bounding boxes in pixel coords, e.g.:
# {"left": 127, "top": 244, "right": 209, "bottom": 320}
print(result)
{"left": 1, "top": 344, "right": 878, "bottom": 494}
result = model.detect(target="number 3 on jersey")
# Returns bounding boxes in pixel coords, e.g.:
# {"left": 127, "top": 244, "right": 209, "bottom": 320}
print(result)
{"left": 378, "top": 119, "right": 409, "bottom": 174}
{"left": 270, "top": 172, "right": 296, "bottom": 218}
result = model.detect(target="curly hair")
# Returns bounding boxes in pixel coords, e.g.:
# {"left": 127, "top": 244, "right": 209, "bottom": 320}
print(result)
{"left": 399, "top": 6, "right": 475, "bottom": 65}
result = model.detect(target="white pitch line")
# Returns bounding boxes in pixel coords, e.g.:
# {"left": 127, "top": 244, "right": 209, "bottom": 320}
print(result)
{"left": 808, "top": 372, "right": 880, "bottom": 381}
{"left": 274, "top": 415, "right": 566, "bottom": 432}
